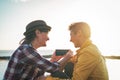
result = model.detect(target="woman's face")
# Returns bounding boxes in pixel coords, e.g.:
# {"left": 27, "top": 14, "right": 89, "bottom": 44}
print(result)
{"left": 36, "top": 30, "right": 49, "bottom": 47}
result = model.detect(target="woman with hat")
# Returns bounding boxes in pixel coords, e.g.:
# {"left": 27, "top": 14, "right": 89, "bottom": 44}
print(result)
{"left": 3, "top": 20, "right": 73, "bottom": 80}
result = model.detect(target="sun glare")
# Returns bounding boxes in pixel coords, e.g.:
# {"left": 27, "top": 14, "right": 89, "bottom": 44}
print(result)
{"left": 13, "top": 0, "right": 31, "bottom": 3}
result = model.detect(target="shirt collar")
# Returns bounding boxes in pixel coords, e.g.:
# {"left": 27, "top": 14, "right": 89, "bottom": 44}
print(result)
{"left": 76, "top": 39, "right": 92, "bottom": 53}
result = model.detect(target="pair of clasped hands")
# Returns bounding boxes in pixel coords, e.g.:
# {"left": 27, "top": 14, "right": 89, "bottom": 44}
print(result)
{"left": 37, "top": 50, "right": 73, "bottom": 80}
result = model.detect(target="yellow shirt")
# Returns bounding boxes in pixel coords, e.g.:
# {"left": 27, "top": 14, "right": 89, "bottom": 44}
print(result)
{"left": 72, "top": 40, "right": 109, "bottom": 80}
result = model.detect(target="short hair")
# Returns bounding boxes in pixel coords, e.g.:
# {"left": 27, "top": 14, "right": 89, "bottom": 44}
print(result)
{"left": 69, "top": 22, "right": 91, "bottom": 38}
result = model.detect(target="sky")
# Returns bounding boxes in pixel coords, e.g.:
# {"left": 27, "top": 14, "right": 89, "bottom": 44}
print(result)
{"left": 0, "top": 0, "right": 120, "bottom": 56}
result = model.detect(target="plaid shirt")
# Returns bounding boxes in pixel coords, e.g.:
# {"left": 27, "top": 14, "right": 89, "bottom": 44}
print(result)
{"left": 3, "top": 44, "right": 59, "bottom": 80}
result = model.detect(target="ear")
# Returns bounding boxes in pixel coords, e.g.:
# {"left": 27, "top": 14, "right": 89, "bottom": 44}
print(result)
{"left": 35, "top": 29, "right": 41, "bottom": 36}
{"left": 76, "top": 30, "right": 82, "bottom": 36}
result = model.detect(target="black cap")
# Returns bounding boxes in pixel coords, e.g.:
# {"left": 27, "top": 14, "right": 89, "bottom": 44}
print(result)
{"left": 24, "top": 20, "right": 51, "bottom": 35}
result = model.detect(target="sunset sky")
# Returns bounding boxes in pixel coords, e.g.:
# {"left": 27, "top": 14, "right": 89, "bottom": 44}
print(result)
{"left": 0, "top": 0, "right": 120, "bottom": 56}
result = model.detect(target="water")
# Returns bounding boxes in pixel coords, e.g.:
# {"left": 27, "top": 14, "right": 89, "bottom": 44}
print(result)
{"left": 0, "top": 50, "right": 14, "bottom": 56}
{"left": 0, "top": 50, "right": 120, "bottom": 80}
{"left": 0, "top": 50, "right": 54, "bottom": 56}
{"left": 0, "top": 60, "right": 8, "bottom": 79}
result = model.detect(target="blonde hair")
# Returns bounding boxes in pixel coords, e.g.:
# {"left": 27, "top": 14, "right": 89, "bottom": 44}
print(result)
{"left": 69, "top": 22, "right": 91, "bottom": 38}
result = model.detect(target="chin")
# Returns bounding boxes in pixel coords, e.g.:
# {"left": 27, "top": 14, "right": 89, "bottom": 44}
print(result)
{"left": 40, "top": 44, "right": 46, "bottom": 47}
{"left": 75, "top": 45, "right": 79, "bottom": 48}
{"left": 75, "top": 46, "right": 78, "bottom": 48}
{"left": 43, "top": 44, "right": 46, "bottom": 46}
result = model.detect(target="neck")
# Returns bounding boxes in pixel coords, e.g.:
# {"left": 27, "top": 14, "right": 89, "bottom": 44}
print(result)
{"left": 31, "top": 40, "right": 40, "bottom": 49}
{"left": 79, "top": 37, "right": 88, "bottom": 47}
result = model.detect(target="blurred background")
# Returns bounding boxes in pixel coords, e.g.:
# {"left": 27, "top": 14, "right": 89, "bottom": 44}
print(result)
{"left": 0, "top": 0, "right": 120, "bottom": 80}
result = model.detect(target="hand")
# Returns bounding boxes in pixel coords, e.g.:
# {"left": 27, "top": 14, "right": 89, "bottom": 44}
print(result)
{"left": 64, "top": 50, "right": 73, "bottom": 58}
{"left": 50, "top": 52, "right": 63, "bottom": 62}
{"left": 58, "top": 50, "right": 73, "bottom": 71}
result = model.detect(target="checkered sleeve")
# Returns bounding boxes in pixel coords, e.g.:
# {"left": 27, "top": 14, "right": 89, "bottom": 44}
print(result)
{"left": 21, "top": 46, "right": 59, "bottom": 73}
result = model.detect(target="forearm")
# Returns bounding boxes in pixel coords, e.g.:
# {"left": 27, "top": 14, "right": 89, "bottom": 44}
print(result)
{"left": 58, "top": 55, "right": 72, "bottom": 71}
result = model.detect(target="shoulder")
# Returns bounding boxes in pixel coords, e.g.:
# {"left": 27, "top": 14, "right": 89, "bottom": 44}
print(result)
{"left": 81, "top": 44, "right": 101, "bottom": 56}
{"left": 77, "top": 44, "right": 102, "bottom": 62}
